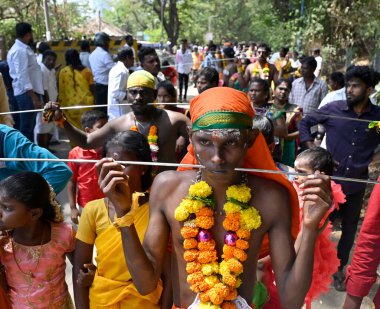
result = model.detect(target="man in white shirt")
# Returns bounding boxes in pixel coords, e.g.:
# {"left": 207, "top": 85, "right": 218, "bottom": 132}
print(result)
{"left": 79, "top": 40, "right": 91, "bottom": 68}
{"left": 107, "top": 48, "right": 134, "bottom": 120}
{"left": 35, "top": 50, "right": 58, "bottom": 149}
{"left": 124, "top": 34, "right": 138, "bottom": 70}
{"left": 7, "top": 22, "right": 43, "bottom": 141}
{"left": 313, "top": 48, "right": 323, "bottom": 77}
{"left": 176, "top": 39, "right": 193, "bottom": 102}
{"left": 89, "top": 32, "right": 115, "bottom": 113}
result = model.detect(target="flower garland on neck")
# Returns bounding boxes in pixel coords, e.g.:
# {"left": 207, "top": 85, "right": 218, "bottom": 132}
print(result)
{"left": 174, "top": 179, "right": 262, "bottom": 308}
{"left": 131, "top": 124, "right": 159, "bottom": 177}
{"left": 252, "top": 62, "right": 270, "bottom": 80}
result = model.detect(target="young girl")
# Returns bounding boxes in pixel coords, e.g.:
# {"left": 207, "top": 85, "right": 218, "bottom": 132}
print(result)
{"left": 262, "top": 147, "right": 345, "bottom": 309}
{"left": 73, "top": 130, "right": 167, "bottom": 309}
{"left": 0, "top": 172, "right": 75, "bottom": 308}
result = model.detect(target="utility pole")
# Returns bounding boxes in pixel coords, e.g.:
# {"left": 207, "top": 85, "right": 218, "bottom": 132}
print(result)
{"left": 160, "top": 0, "right": 166, "bottom": 47}
{"left": 43, "top": 0, "right": 52, "bottom": 41}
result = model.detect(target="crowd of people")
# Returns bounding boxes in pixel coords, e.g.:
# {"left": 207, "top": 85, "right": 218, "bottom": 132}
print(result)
{"left": 0, "top": 21, "right": 379, "bottom": 309}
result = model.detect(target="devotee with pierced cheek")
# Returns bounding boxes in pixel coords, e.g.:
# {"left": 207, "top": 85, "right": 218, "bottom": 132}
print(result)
{"left": 96, "top": 87, "right": 332, "bottom": 308}
{"left": 44, "top": 70, "right": 190, "bottom": 173}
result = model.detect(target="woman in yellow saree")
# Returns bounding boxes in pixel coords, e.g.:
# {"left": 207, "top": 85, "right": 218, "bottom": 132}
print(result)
{"left": 73, "top": 131, "right": 165, "bottom": 309}
{"left": 59, "top": 49, "right": 94, "bottom": 129}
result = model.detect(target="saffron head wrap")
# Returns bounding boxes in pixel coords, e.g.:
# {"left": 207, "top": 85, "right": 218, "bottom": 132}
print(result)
{"left": 127, "top": 70, "right": 155, "bottom": 90}
{"left": 179, "top": 87, "right": 300, "bottom": 257}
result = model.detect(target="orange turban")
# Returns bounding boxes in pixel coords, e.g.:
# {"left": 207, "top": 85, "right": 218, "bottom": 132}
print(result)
{"left": 179, "top": 87, "right": 299, "bottom": 258}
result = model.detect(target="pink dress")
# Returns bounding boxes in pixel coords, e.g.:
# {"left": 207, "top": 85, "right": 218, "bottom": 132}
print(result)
{"left": 262, "top": 181, "right": 345, "bottom": 308}
{"left": 0, "top": 222, "right": 75, "bottom": 308}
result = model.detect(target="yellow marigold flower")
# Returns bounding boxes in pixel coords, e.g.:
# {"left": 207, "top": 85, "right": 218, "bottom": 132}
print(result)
{"left": 222, "top": 274, "right": 237, "bottom": 287}
{"left": 201, "top": 262, "right": 219, "bottom": 276}
{"left": 235, "top": 278, "right": 242, "bottom": 288}
{"left": 198, "top": 302, "right": 221, "bottom": 309}
{"left": 240, "top": 207, "right": 262, "bottom": 230}
{"left": 226, "top": 258, "right": 243, "bottom": 275}
{"left": 223, "top": 201, "right": 241, "bottom": 214}
{"left": 226, "top": 185, "right": 251, "bottom": 203}
{"left": 205, "top": 275, "right": 220, "bottom": 288}
{"left": 178, "top": 199, "right": 204, "bottom": 214}
{"left": 219, "top": 260, "right": 230, "bottom": 277}
{"left": 174, "top": 205, "right": 189, "bottom": 221}
{"left": 189, "top": 181, "right": 213, "bottom": 198}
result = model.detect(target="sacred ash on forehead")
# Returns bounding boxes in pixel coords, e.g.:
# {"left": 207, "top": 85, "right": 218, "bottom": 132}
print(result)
{"left": 197, "top": 129, "right": 242, "bottom": 139}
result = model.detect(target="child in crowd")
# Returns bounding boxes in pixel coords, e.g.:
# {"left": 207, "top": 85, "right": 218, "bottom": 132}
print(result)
{"left": 0, "top": 172, "right": 75, "bottom": 308}
{"left": 73, "top": 130, "right": 166, "bottom": 309}
{"left": 68, "top": 110, "right": 108, "bottom": 224}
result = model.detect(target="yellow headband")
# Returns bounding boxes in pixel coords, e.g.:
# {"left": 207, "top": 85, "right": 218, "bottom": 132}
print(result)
{"left": 127, "top": 70, "right": 155, "bottom": 90}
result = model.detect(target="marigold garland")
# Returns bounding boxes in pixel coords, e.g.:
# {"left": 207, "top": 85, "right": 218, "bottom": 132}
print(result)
{"left": 175, "top": 178, "right": 262, "bottom": 307}
{"left": 252, "top": 62, "right": 270, "bottom": 80}
{"left": 131, "top": 124, "right": 159, "bottom": 177}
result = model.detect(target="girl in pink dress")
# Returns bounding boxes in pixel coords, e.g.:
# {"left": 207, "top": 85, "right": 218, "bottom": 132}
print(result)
{"left": 0, "top": 172, "right": 75, "bottom": 308}
{"left": 262, "top": 147, "right": 345, "bottom": 309}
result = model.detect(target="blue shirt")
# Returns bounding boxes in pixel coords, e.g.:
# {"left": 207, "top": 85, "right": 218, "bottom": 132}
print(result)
{"left": 299, "top": 100, "right": 380, "bottom": 194}
{"left": 0, "top": 125, "right": 72, "bottom": 194}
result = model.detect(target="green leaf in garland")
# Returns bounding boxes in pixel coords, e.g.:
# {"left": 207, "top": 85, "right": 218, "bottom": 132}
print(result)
{"left": 227, "top": 197, "right": 251, "bottom": 209}
{"left": 187, "top": 195, "right": 216, "bottom": 209}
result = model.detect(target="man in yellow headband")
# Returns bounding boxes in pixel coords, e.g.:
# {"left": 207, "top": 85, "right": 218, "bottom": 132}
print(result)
{"left": 96, "top": 87, "right": 333, "bottom": 308}
{"left": 44, "top": 70, "right": 190, "bottom": 172}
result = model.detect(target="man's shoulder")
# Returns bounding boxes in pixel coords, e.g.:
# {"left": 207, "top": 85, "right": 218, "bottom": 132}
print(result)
{"left": 152, "top": 170, "right": 195, "bottom": 196}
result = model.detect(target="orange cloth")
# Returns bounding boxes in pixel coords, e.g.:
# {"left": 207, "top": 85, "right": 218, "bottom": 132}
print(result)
{"left": 178, "top": 87, "right": 300, "bottom": 258}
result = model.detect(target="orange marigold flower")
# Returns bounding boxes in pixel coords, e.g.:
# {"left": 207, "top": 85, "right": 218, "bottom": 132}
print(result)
{"left": 199, "top": 292, "right": 210, "bottom": 302}
{"left": 222, "top": 216, "right": 240, "bottom": 231}
{"left": 226, "top": 258, "right": 243, "bottom": 275}
{"left": 209, "top": 291, "right": 224, "bottom": 305}
{"left": 213, "top": 283, "right": 230, "bottom": 297}
{"left": 196, "top": 207, "right": 214, "bottom": 217}
{"left": 198, "top": 250, "right": 217, "bottom": 263}
{"left": 187, "top": 271, "right": 203, "bottom": 285}
{"left": 181, "top": 226, "right": 199, "bottom": 239}
{"left": 195, "top": 216, "right": 214, "bottom": 229}
{"left": 130, "top": 125, "right": 138, "bottom": 132}
{"left": 236, "top": 239, "right": 249, "bottom": 250}
{"left": 186, "top": 261, "right": 202, "bottom": 274}
{"left": 184, "top": 238, "right": 198, "bottom": 250}
{"left": 190, "top": 280, "right": 209, "bottom": 293}
{"left": 149, "top": 125, "right": 158, "bottom": 135}
{"left": 222, "top": 245, "right": 235, "bottom": 259}
{"left": 184, "top": 249, "right": 198, "bottom": 262}
{"left": 198, "top": 239, "right": 216, "bottom": 251}
{"left": 224, "top": 288, "right": 238, "bottom": 301}
{"left": 222, "top": 301, "right": 237, "bottom": 308}
{"left": 233, "top": 248, "right": 247, "bottom": 262}
{"left": 223, "top": 274, "right": 237, "bottom": 287}
{"left": 236, "top": 229, "right": 251, "bottom": 240}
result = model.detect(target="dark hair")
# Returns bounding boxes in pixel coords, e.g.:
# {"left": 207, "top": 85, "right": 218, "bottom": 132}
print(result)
{"left": 257, "top": 43, "right": 271, "bottom": 53}
{"left": 157, "top": 80, "right": 177, "bottom": 100}
{"left": 0, "top": 172, "right": 56, "bottom": 222}
{"left": 16, "top": 22, "right": 32, "bottom": 38}
{"left": 329, "top": 71, "right": 345, "bottom": 88}
{"left": 198, "top": 67, "right": 219, "bottom": 85}
{"left": 252, "top": 116, "right": 274, "bottom": 146}
{"left": 42, "top": 50, "right": 57, "bottom": 61}
{"left": 117, "top": 47, "right": 134, "bottom": 61}
{"left": 275, "top": 78, "right": 292, "bottom": 91}
{"left": 138, "top": 47, "right": 157, "bottom": 63}
{"left": 162, "top": 60, "right": 170, "bottom": 67}
{"left": 297, "top": 147, "right": 334, "bottom": 176}
{"left": 125, "top": 34, "right": 133, "bottom": 41}
{"left": 345, "top": 66, "right": 376, "bottom": 88}
{"left": 250, "top": 78, "right": 270, "bottom": 95}
{"left": 38, "top": 42, "right": 51, "bottom": 54}
{"left": 280, "top": 46, "right": 289, "bottom": 54}
{"left": 65, "top": 48, "right": 84, "bottom": 70}
{"left": 103, "top": 131, "right": 153, "bottom": 191}
{"left": 313, "top": 48, "right": 321, "bottom": 54}
{"left": 181, "top": 39, "right": 188, "bottom": 44}
{"left": 81, "top": 110, "right": 108, "bottom": 129}
{"left": 301, "top": 56, "right": 317, "bottom": 70}
{"left": 223, "top": 47, "right": 235, "bottom": 59}
{"left": 80, "top": 40, "right": 90, "bottom": 51}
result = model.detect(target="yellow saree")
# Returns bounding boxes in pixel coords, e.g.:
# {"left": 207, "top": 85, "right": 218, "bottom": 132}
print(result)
{"left": 77, "top": 198, "right": 162, "bottom": 309}
{"left": 58, "top": 66, "right": 94, "bottom": 129}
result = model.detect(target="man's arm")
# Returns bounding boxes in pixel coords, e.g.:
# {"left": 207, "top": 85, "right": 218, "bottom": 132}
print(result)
{"left": 176, "top": 113, "right": 191, "bottom": 138}
{"left": 298, "top": 107, "right": 329, "bottom": 149}
{"left": 269, "top": 173, "right": 331, "bottom": 309}
{"left": 273, "top": 116, "right": 287, "bottom": 138}
{"left": 237, "top": 63, "right": 251, "bottom": 89}
{"left": 96, "top": 159, "right": 170, "bottom": 295}
{"left": 68, "top": 180, "right": 80, "bottom": 224}
{"left": 44, "top": 102, "right": 117, "bottom": 149}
